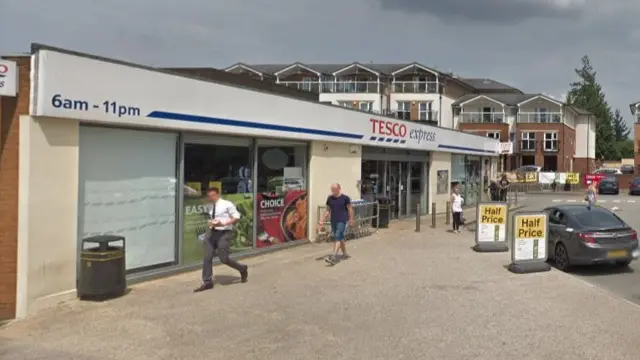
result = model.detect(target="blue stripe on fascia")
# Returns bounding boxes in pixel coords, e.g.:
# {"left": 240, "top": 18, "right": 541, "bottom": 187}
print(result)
{"left": 437, "top": 144, "right": 497, "bottom": 154}
{"left": 399, "top": 140, "right": 406, "bottom": 144}
{"left": 377, "top": 137, "right": 385, "bottom": 142}
{"left": 147, "top": 111, "right": 364, "bottom": 140}
{"left": 369, "top": 136, "right": 377, "bottom": 140}
{"left": 385, "top": 138, "right": 393, "bottom": 142}
{"left": 393, "top": 139, "right": 400, "bottom": 143}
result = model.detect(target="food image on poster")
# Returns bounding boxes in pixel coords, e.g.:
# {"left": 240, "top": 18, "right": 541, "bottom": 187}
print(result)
{"left": 257, "top": 190, "right": 308, "bottom": 247}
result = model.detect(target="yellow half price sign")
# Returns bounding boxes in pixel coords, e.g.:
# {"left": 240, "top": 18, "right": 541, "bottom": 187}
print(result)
{"left": 479, "top": 204, "right": 506, "bottom": 225}
{"left": 525, "top": 172, "right": 537, "bottom": 183}
{"left": 566, "top": 173, "right": 579, "bottom": 184}
{"left": 515, "top": 215, "right": 546, "bottom": 239}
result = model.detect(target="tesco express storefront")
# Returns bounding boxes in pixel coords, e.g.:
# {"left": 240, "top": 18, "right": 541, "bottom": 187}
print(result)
{"left": 15, "top": 46, "right": 499, "bottom": 317}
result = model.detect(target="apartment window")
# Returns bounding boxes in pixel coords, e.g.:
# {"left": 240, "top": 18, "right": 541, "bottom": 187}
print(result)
{"left": 487, "top": 131, "right": 500, "bottom": 140}
{"left": 301, "top": 77, "right": 313, "bottom": 92}
{"left": 418, "top": 102, "right": 432, "bottom": 121}
{"left": 359, "top": 101, "right": 373, "bottom": 112}
{"left": 481, "top": 107, "right": 493, "bottom": 122}
{"left": 544, "top": 132, "right": 558, "bottom": 151}
{"left": 535, "top": 108, "right": 549, "bottom": 122}
{"left": 397, "top": 101, "right": 410, "bottom": 120}
{"left": 521, "top": 132, "right": 536, "bottom": 151}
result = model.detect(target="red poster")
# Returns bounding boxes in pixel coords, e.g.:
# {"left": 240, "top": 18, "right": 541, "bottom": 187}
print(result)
{"left": 256, "top": 190, "right": 308, "bottom": 248}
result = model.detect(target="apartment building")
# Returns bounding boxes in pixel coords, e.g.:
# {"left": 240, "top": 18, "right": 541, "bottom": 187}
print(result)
{"left": 224, "top": 62, "right": 595, "bottom": 174}
{"left": 454, "top": 94, "right": 596, "bottom": 173}
{"left": 223, "top": 62, "right": 511, "bottom": 128}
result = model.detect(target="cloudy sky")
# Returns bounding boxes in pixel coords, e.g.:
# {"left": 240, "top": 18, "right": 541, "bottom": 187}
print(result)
{"left": 2, "top": 0, "right": 638, "bottom": 131}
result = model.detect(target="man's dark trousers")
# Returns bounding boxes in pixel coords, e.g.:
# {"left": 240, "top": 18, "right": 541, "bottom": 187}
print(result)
{"left": 202, "top": 229, "right": 247, "bottom": 284}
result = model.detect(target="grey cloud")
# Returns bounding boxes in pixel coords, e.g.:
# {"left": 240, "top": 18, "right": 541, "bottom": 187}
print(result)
{"left": 378, "top": 0, "right": 586, "bottom": 23}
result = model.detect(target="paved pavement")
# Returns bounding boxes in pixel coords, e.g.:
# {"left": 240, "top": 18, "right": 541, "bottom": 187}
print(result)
{"left": 3, "top": 213, "right": 640, "bottom": 359}
{"left": 517, "top": 193, "right": 640, "bottom": 305}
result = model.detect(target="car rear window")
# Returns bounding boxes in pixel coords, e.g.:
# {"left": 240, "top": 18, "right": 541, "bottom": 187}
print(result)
{"left": 571, "top": 208, "right": 626, "bottom": 228}
{"left": 633, "top": 178, "right": 640, "bottom": 184}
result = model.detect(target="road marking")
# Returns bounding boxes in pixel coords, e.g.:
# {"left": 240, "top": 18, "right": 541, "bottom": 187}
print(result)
{"left": 567, "top": 199, "right": 577, "bottom": 203}
{"left": 613, "top": 200, "right": 621, "bottom": 203}
{"left": 545, "top": 199, "right": 637, "bottom": 204}
{"left": 552, "top": 199, "right": 561, "bottom": 202}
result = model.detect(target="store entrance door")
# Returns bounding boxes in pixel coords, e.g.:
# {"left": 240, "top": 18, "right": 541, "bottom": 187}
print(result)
{"left": 387, "top": 161, "right": 410, "bottom": 219}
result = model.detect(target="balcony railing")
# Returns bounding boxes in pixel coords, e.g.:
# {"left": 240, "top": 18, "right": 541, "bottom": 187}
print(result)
{"left": 391, "top": 81, "right": 439, "bottom": 93}
{"left": 332, "top": 81, "right": 379, "bottom": 93}
{"left": 278, "top": 81, "right": 320, "bottom": 93}
{"left": 518, "top": 112, "right": 561, "bottom": 123}
{"left": 390, "top": 110, "right": 438, "bottom": 124}
{"left": 459, "top": 112, "right": 504, "bottom": 123}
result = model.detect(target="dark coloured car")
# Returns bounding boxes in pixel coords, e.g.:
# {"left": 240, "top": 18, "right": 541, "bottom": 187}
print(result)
{"left": 629, "top": 177, "right": 640, "bottom": 195}
{"left": 545, "top": 205, "right": 639, "bottom": 271}
{"left": 621, "top": 164, "right": 634, "bottom": 175}
{"left": 597, "top": 176, "right": 619, "bottom": 195}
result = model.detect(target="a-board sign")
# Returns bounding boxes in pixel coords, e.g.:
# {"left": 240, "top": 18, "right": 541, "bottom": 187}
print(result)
{"left": 476, "top": 203, "right": 508, "bottom": 243}
{"left": 525, "top": 172, "right": 537, "bottom": 183}
{"left": 512, "top": 212, "right": 548, "bottom": 263}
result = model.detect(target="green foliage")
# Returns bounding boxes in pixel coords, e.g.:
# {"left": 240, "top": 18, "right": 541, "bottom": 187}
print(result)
{"left": 566, "top": 55, "right": 620, "bottom": 160}
{"left": 615, "top": 140, "right": 634, "bottom": 159}
{"left": 611, "top": 109, "right": 630, "bottom": 141}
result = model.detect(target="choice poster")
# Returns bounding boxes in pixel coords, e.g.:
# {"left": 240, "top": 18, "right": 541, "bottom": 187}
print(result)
{"left": 257, "top": 190, "right": 308, "bottom": 248}
{"left": 182, "top": 185, "right": 254, "bottom": 264}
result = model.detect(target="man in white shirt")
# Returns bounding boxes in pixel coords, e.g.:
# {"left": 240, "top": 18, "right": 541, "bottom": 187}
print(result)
{"left": 194, "top": 187, "right": 248, "bottom": 292}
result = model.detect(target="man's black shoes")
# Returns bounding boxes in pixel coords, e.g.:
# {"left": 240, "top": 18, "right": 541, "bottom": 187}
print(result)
{"left": 193, "top": 283, "right": 214, "bottom": 292}
{"left": 240, "top": 267, "right": 249, "bottom": 283}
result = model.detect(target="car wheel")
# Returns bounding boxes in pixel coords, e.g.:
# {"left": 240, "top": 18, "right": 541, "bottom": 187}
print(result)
{"left": 554, "top": 243, "right": 571, "bottom": 272}
{"left": 615, "top": 191, "right": 619, "bottom": 195}
{"left": 615, "top": 260, "right": 632, "bottom": 268}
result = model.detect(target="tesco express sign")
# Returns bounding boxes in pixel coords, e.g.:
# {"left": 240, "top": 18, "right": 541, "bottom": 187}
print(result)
{"left": 369, "top": 118, "right": 436, "bottom": 144}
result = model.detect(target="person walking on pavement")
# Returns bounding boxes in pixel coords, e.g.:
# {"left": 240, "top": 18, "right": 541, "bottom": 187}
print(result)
{"left": 451, "top": 184, "right": 464, "bottom": 233}
{"left": 498, "top": 174, "right": 510, "bottom": 202}
{"left": 318, "top": 183, "right": 355, "bottom": 265}
{"left": 586, "top": 181, "right": 597, "bottom": 210}
{"left": 194, "top": 187, "right": 248, "bottom": 292}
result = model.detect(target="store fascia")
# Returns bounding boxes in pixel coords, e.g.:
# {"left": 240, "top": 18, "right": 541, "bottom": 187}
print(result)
{"left": 26, "top": 45, "right": 500, "bottom": 279}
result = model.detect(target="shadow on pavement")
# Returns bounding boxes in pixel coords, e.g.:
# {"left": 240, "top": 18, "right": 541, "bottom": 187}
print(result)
{"left": 214, "top": 275, "right": 242, "bottom": 285}
{"left": 560, "top": 264, "right": 635, "bottom": 277}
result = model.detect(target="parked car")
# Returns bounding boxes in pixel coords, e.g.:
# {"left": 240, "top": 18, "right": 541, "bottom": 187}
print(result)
{"left": 629, "top": 177, "right": 640, "bottom": 195}
{"left": 593, "top": 168, "right": 622, "bottom": 175}
{"left": 620, "top": 164, "right": 634, "bottom": 175}
{"left": 597, "top": 176, "right": 619, "bottom": 195}
{"left": 515, "top": 165, "right": 541, "bottom": 173}
{"left": 545, "top": 205, "right": 639, "bottom": 271}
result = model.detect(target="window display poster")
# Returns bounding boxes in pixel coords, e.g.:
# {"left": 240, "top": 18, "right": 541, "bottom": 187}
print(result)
{"left": 182, "top": 188, "right": 254, "bottom": 264}
{"left": 436, "top": 170, "right": 449, "bottom": 194}
{"left": 257, "top": 190, "right": 308, "bottom": 248}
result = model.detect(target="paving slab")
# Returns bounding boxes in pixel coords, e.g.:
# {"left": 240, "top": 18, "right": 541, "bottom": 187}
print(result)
{"left": 2, "top": 220, "right": 640, "bottom": 360}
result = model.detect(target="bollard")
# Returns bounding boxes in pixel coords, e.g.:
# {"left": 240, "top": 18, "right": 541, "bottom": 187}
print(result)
{"left": 445, "top": 201, "right": 451, "bottom": 225}
{"left": 431, "top": 203, "right": 436, "bottom": 228}
{"left": 415, "top": 202, "right": 421, "bottom": 232}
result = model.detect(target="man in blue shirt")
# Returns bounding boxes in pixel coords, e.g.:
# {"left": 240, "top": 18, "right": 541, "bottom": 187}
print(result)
{"left": 318, "top": 183, "right": 354, "bottom": 265}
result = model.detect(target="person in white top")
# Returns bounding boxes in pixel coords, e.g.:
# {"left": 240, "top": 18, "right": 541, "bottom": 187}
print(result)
{"left": 451, "top": 184, "right": 464, "bottom": 233}
{"left": 194, "top": 187, "right": 248, "bottom": 292}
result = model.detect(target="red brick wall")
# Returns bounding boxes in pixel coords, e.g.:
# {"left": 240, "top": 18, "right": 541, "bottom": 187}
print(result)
{"left": 0, "top": 56, "right": 30, "bottom": 320}
{"left": 458, "top": 123, "right": 509, "bottom": 142}
{"left": 515, "top": 123, "right": 574, "bottom": 172}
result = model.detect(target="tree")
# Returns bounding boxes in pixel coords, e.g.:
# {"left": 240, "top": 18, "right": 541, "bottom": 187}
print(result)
{"left": 615, "top": 140, "right": 634, "bottom": 159}
{"left": 611, "top": 108, "right": 630, "bottom": 141}
{"left": 566, "top": 55, "right": 619, "bottom": 160}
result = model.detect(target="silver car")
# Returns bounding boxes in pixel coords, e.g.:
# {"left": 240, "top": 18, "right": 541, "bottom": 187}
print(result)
{"left": 545, "top": 205, "right": 639, "bottom": 271}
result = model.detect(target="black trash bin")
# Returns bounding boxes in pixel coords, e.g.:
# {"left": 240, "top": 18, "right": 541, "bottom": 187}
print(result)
{"left": 373, "top": 196, "right": 391, "bottom": 229}
{"left": 78, "top": 235, "right": 126, "bottom": 299}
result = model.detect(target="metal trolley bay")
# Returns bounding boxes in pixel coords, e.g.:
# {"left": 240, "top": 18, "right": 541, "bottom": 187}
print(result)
{"left": 316, "top": 200, "right": 380, "bottom": 242}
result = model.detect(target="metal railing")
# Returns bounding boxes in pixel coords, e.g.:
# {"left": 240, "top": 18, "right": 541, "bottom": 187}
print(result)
{"left": 518, "top": 112, "right": 562, "bottom": 123}
{"left": 389, "top": 110, "right": 438, "bottom": 123}
{"left": 316, "top": 200, "right": 379, "bottom": 242}
{"left": 391, "top": 81, "right": 439, "bottom": 93}
{"left": 459, "top": 112, "right": 505, "bottom": 123}
{"left": 333, "top": 81, "right": 379, "bottom": 93}
{"left": 278, "top": 81, "right": 320, "bottom": 93}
